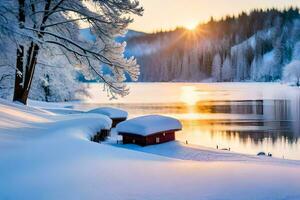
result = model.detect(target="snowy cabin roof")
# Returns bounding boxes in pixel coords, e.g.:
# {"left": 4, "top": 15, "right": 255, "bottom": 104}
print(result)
{"left": 87, "top": 107, "right": 128, "bottom": 119}
{"left": 116, "top": 115, "right": 182, "bottom": 136}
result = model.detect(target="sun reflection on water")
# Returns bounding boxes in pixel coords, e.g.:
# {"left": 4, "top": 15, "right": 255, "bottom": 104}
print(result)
{"left": 180, "top": 86, "right": 199, "bottom": 106}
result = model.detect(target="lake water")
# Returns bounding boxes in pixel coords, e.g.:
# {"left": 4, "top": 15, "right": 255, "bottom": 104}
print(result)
{"left": 77, "top": 83, "right": 300, "bottom": 160}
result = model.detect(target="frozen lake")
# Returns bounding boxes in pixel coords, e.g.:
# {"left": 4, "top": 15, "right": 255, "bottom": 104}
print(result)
{"left": 77, "top": 83, "right": 300, "bottom": 160}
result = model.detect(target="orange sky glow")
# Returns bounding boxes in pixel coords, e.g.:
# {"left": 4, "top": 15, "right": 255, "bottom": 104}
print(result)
{"left": 129, "top": 0, "right": 300, "bottom": 33}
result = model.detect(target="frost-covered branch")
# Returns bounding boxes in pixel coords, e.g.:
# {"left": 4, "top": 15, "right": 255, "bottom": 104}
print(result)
{"left": 0, "top": 0, "right": 143, "bottom": 103}
{"left": 41, "top": 17, "right": 91, "bottom": 28}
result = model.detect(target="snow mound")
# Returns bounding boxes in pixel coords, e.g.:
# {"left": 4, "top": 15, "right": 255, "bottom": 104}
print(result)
{"left": 0, "top": 98, "right": 112, "bottom": 138}
{"left": 87, "top": 107, "right": 128, "bottom": 119}
{"left": 116, "top": 115, "right": 182, "bottom": 136}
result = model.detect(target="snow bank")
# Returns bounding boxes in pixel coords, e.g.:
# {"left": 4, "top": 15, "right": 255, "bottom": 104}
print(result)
{"left": 1, "top": 99, "right": 300, "bottom": 200}
{"left": 28, "top": 99, "right": 84, "bottom": 115}
{"left": 0, "top": 98, "right": 112, "bottom": 139}
{"left": 116, "top": 115, "right": 182, "bottom": 136}
{"left": 87, "top": 107, "right": 128, "bottom": 119}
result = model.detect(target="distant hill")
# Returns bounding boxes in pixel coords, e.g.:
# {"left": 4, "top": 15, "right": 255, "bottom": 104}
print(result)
{"left": 79, "top": 28, "right": 145, "bottom": 43}
{"left": 116, "top": 30, "right": 145, "bottom": 43}
{"left": 124, "top": 7, "right": 300, "bottom": 82}
{"left": 79, "top": 8, "right": 300, "bottom": 83}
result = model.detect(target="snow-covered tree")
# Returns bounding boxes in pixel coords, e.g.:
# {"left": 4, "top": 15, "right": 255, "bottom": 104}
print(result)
{"left": 291, "top": 20, "right": 300, "bottom": 43}
{"left": 250, "top": 56, "right": 262, "bottom": 81}
{"left": 283, "top": 60, "right": 300, "bottom": 86}
{"left": 30, "top": 51, "right": 88, "bottom": 102}
{"left": 0, "top": 67, "right": 14, "bottom": 99}
{"left": 259, "top": 51, "right": 278, "bottom": 81}
{"left": 211, "top": 53, "right": 222, "bottom": 81}
{"left": 221, "top": 56, "right": 232, "bottom": 81}
{"left": 0, "top": 0, "right": 143, "bottom": 104}
{"left": 272, "top": 36, "right": 285, "bottom": 78}
{"left": 292, "top": 42, "right": 300, "bottom": 60}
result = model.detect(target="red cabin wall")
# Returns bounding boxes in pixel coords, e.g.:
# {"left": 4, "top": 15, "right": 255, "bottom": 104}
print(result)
{"left": 121, "top": 131, "right": 176, "bottom": 146}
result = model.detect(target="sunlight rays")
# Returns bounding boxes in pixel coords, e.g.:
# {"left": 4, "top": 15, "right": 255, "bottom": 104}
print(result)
{"left": 185, "top": 21, "right": 198, "bottom": 31}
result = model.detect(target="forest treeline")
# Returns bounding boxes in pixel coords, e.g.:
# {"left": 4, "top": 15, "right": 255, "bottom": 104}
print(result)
{"left": 125, "top": 8, "right": 300, "bottom": 82}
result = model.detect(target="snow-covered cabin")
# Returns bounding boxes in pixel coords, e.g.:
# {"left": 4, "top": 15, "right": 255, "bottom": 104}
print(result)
{"left": 116, "top": 115, "right": 182, "bottom": 146}
{"left": 88, "top": 107, "right": 128, "bottom": 127}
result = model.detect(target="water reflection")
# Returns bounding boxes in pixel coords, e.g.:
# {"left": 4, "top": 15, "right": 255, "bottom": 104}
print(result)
{"left": 79, "top": 83, "right": 300, "bottom": 160}
{"left": 177, "top": 97, "right": 300, "bottom": 159}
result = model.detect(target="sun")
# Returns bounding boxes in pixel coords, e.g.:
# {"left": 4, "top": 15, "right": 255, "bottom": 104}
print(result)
{"left": 185, "top": 21, "right": 198, "bottom": 31}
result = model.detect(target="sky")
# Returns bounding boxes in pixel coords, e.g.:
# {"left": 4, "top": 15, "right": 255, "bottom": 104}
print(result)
{"left": 129, "top": 0, "right": 300, "bottom": 33}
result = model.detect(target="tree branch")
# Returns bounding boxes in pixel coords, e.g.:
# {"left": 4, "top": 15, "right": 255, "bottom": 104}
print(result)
{"left": 24, "top": 27, "right": 116, "bottom": 66}
{"left": 41, "top": 17, "right": 90, "bottom": 28}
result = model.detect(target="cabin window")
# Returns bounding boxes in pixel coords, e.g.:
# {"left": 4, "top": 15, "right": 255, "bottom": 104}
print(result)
{"left": 156, "top": 137, "right": 160, "bottom": 143}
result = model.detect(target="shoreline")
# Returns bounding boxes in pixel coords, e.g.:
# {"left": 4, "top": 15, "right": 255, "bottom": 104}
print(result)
{"left": 105, "top": 132, "right": 300, "bottom": 166}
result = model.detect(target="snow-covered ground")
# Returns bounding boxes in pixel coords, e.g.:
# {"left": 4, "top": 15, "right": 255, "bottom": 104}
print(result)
{"left": 1, "top": 99, "right": 300, "bottom": 200}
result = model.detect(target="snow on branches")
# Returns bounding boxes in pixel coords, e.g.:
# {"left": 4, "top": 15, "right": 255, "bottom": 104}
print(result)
{"left": 0, "top": 0, "right": 143, "bottom": 103}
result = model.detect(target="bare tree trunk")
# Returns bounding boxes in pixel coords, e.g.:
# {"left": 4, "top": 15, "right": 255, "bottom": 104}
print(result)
{"left": 13, "top": 0, "right": 26, "bottom": 104}
{"left": 13, "top": 43, "right": 40, "bottom": 104}
{"left": 13, "top": 46, "right": 25, "bottom": 102}
{"left": 22, "top": 43, "right": 40, "bottom": 104}
{"left": 13, "top": 0, "right": 50, "bottom": 104}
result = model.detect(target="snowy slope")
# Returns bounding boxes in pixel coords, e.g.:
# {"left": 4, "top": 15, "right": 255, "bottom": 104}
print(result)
{"left": 1, "top": 99, "right": 300, "bottom": 200}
